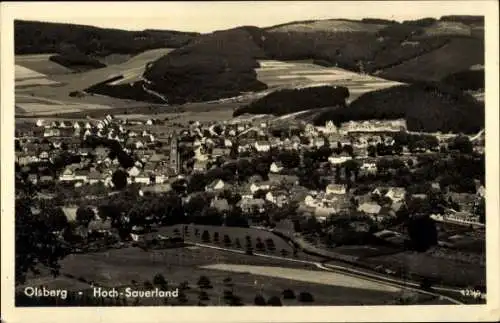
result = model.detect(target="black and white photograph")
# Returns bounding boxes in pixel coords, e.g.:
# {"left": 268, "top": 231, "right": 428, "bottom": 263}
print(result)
{"left": 1, "top": 1, "right": 499, "bottom": 322}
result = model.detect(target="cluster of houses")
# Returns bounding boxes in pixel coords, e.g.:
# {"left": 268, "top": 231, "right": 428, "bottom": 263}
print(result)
{"left": 16, "top": 113, "right": 486, "bottom": 227}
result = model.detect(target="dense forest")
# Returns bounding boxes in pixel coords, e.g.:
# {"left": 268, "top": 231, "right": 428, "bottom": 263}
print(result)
{"left": 313, "top": 83, "right": 484, "bottom": 133}
{"left": 141, "top": 26, "right": 269, "bottom": 104}
{"left": 441, "top": 69, "right": 485, "bottom": 91}
{"left": 15, "top": 20, "right": 199, "bottom": 55}
{"left": 233, "top": 86, "right": 349, "bottom": 117}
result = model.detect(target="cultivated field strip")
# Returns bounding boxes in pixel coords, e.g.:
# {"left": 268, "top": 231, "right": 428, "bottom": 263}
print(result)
{"left": 201, "top": 264, "right": 401, "bottom": 293}
{"left": 256, "top": 60, "right": 402, "bottom": 102}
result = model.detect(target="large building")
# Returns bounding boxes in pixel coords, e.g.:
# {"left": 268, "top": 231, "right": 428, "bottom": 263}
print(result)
{"left": 339, "top": 119, "right": 407, "bottom": 134}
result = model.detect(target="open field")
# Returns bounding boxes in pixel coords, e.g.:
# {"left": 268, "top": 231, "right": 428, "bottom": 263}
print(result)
{"left": 201, "top": 264, "right": 400, "bottom": 292}
{"left": 15, "top": 93, "right": 115, "bottom": 115}
{"left": 19, "top": 245, "right": 440, "bottom": 305}
{"left": 16, "top": 54, "right": 72, "bottom": 75}
{"left": 15, "top": 64, "right": 60, "bottom": 87}
{"left": 256, "top": 60, "right": 403, "bottom": 102}
{"left": 17, "top": 48, "right": 174, "bottom": 94}
{"left": 14, "top": 55, "right": 402, "bottom": 119}
{"left": 266, "top": 19, "right": 388, "bottom": 33}
{"left": 15, "top": 48, "right": 175, "bottom": 115}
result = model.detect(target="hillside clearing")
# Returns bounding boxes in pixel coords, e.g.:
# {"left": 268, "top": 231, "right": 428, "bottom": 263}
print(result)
{"left": 256, "top": 60, "right": 402, "bottom": 102}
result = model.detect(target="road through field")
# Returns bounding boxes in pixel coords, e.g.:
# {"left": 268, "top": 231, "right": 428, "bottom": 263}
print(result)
{"left": 190, "top": 241, "right": 464, "bottom": 304}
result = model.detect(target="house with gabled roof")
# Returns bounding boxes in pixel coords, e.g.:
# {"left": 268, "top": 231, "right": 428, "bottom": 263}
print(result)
{"left": 128, "top": 166, "right": 141, "bottom": 177}
{"left": 59, "top": 167, "right": 77, "bottom": 181}
{"left": 265, "top": 190, "right": 289, "bottom": 207}
{"left": 269, "top": 161, "right": 283, "bottom": 174}
{"left": 134, "top": 172, "right": 151, "bottom": 185}
{"left": 385, "top": 187, "right": 406, "bottom": 203}
{"left": 205, "top": 179, "right": 225, "bottom": 192}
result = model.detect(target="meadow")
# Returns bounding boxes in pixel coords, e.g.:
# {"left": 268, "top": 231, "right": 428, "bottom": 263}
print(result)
{"left": 20, "top": 245, "right": 437, "bottom": 306}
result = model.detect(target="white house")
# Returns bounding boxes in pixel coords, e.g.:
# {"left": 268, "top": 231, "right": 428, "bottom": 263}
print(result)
{"left": 269, "top": 162, "right": 283, "bottom": 174}
{"left": 315, "top": 121, "right": 338, "bottom": 134}
{"left": 205, "top": 179, "right": 225, "bottom": 192}
{"left": 328, "top": 154, "right": 352, "bottom": 165}
{"left": 43, "top": 129, "right": 60, "bottom": 137}
{"left": 128, "top": 166, "right": 141, "bottom": 177}
{"left": 265, "top": 191, "right": 288, "bottom": 207}
{"left": 250, "top": 182, "right": 270, "bottom": 194}
{"left": 360, "top": 162, "right": 377, "bottom": 174}
{"left": 135, "top": 174, "right": 151, "bottom": 185}
{"left": 36, "top": 119, "right": 45, "bottom": 127}
{"left": 59, "top": 168, "right": 76, "bottom": 181}
{"left": 385, "top": 187, "right": 406, "bottom": 203}
{"left": 304, "top": 195, "right": 318, "bottom": 208}
{"left": 135, "top": 141, "right": 144, "bottom": 149}
{"left": 254, "top": 141, "right": 270, "bottom": 152}
{"left": 224, "top": 139, "right": 233, "bottom": 148}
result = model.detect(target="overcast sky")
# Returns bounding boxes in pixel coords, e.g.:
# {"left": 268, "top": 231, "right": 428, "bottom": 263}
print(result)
{"left": 10, "top": 1, "right": 488, "bottom": 33}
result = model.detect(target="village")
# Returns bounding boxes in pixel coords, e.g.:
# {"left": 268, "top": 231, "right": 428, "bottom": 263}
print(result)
{"left": 14, "top": 110, "right": 487, "bottom": 304}
{"left": 16, "top": 113, "right": 485, "bottom": 220}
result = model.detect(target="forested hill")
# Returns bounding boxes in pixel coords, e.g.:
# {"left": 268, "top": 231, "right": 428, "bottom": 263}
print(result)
{"left": 313, "top": 83, "right": 484, "bottom": 134}
{"left": 15, "top": 16, "right": 484, "bottom": 109}
{"left": 139, "top": 16, "right": 484, "bottom": 104}
{"left": 14, "top": 20, "right": 200, "bottom": 55}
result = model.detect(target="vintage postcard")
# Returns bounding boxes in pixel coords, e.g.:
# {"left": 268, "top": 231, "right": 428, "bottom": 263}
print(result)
{"left": 1, "top": 1, "right": 499, "bottom": 322}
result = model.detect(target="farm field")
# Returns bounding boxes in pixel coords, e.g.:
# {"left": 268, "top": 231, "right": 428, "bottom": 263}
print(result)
{"left": 14, "top": 48, "right": 175, "bottom": 116}
{"left": 255, "top": 60, "right": 403, "bottom": 102}
{"left": 16, "top": 54, "right": 73, "bottom": 75}
{"left": 20, "top": 245, "right": 440, "bottom": 306}
{"left": 15, "top": 93, "right": 115, "bottom": 116}
{"left": 17, "top": 48, "right": 174, "bottom": 95}
{"left": 201, "top": 264, "right": 400, "bottom": 292}
{"left": 15, "top": 64, "right": 60, "bottom": 87}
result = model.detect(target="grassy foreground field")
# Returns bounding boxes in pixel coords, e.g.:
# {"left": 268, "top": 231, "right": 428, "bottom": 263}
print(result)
{"left": 19, "top": 245, "right": 443, "bottom": 306}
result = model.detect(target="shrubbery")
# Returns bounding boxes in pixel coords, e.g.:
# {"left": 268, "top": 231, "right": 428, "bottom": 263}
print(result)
{"left": 49, "top": 52, "right": 106, "bottom": 71}
{"left": 441, "top": 69, "right": 484, "bottom": 91}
